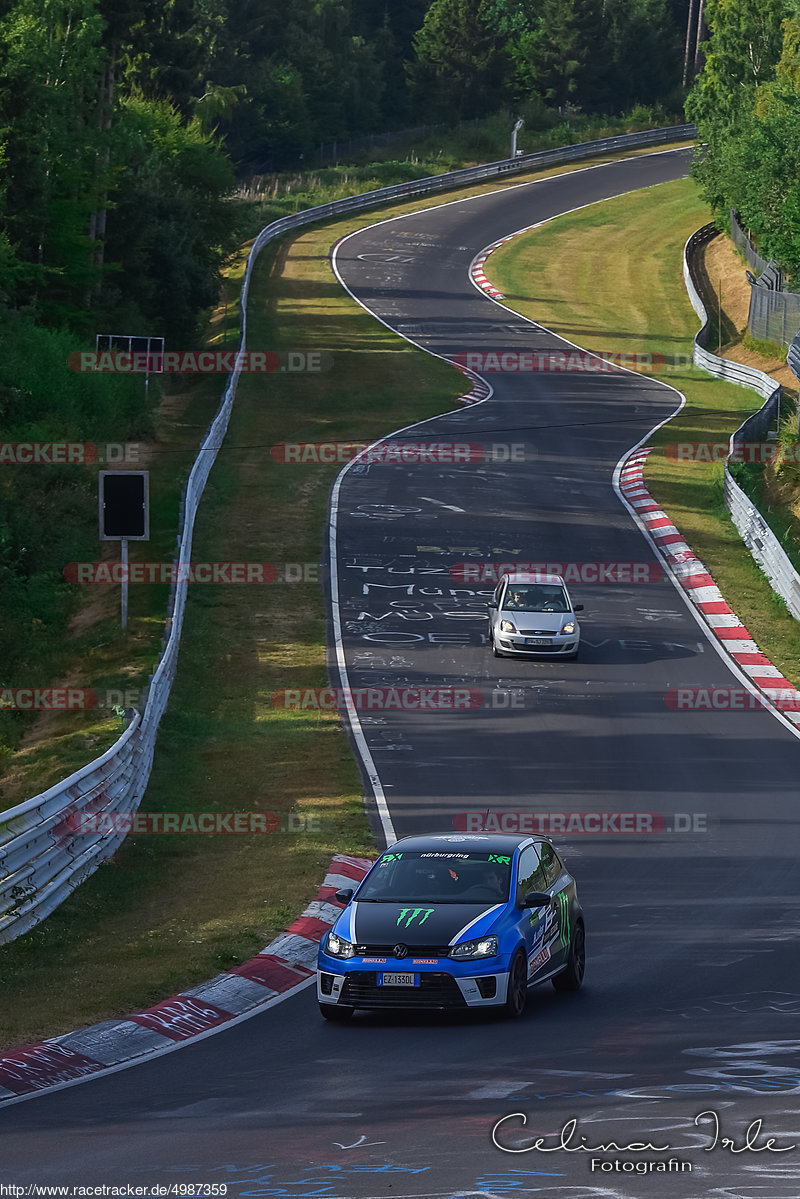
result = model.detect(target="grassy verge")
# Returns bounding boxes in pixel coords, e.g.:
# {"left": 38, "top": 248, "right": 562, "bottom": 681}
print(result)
{"left": 0, "top": 139, "right": 696, "bottom": 1049}
{"left": 485, "top": 176, "right": 800, "bottom": 685}
{"left": 234, "top": 133, "right": 694, "bottom": 226}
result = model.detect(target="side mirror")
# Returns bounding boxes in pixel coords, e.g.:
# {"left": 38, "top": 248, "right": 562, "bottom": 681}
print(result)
{"left": 573, "top": 604, "right": 584, "bottom": 612}
{"left": 335, "top": 887, "right": 354, "bottom": 903}
{"left": 523, "top": 890, "right": 552, "bottom": 909}
{"left": 487, "top": 600, "right": 497, "bottom": 609}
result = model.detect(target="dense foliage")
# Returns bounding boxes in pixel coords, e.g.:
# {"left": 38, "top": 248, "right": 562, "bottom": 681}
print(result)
{"left": 0, "top": 0, "right": 692, "bottom": 343}
{"left": 688, "top": 0, "right": 800, "bottom": 278}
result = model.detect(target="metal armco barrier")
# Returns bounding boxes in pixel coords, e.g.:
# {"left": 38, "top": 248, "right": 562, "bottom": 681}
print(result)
{"left": 684, "top": 226, "right": 800, "bottom": 620}
{"left": 0, "top": 124, "right": 696, "bottom": 946}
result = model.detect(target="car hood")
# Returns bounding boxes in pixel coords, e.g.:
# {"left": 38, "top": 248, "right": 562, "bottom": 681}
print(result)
{"left": 499, "top": 610, "right": 570, "bottom": 633}
{"left": 337, "top": 901, "right": 503, "bottom": 948}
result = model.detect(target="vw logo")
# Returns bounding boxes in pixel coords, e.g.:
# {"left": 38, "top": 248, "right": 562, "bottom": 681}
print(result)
{"left": 394, "top": 943, "right": 408, "bottom": 959}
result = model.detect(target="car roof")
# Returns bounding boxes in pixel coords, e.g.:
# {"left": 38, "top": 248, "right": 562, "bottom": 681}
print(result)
{"left": 386, "top": 833, "right": 538, "bottom": 854}
{"left": 502, "top": 572, "right": 566, "bottom": 586}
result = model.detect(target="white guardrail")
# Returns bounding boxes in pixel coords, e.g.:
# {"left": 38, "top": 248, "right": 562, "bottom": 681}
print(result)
{"left": 0, "top": 124, "right": 696, "bottom": 945}
{"left": 684, "top": 225, "right": 800, "bottom": 620}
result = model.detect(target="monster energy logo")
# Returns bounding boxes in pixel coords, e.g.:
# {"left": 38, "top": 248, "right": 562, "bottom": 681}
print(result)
{"left": 396, "top": 907, "right": 434, "bottom": 928}
{"left": 557, "top": 892, "right": 570, "bottom": 947}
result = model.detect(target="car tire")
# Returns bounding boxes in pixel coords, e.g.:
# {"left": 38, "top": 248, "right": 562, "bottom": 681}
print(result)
{"left": 319, "top": 1003, "right": 355, "bottom": 1022}
{"left": 491, "top": 631, "right": 503, "bottom": 658}
{"left": 503, "top": 948, "right": 528, "bottom": 1018}
{"left": 552, "top": 920, "right": 585, "bottom": 992}
{"left": 565, "top": 647, "right": 579, "bottom": 661}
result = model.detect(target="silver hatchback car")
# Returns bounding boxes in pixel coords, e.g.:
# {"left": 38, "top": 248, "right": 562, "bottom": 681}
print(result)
{"left": 488, "top": 572, "right": 583, "bottom": 659}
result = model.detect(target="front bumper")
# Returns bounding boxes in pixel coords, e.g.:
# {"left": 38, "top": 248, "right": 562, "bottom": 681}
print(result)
{"left": 496, "top": 632, "right": 578, "bottom": 655}
{"left": 317, "top": 951, "right": 512, "bottom": 1010}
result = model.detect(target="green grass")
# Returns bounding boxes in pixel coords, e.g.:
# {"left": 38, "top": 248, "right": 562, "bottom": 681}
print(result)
{"left": 487, "top": 176, "right": 800, "bottom": 685}
{"left": 742, "top": 331, "right": 789, "bottom": 362}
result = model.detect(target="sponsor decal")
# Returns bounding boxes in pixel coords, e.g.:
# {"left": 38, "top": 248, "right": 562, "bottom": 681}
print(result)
{"left": 412, "top": 958, "right": 439, "bottom": 964}
{"left": 396, "top": 907, "right": 434, "bottom": 929}
{"left": 557, "top": 892, "right": 570, "bottom": 948}
{"left": 528, "top": 946, "right": 550, "bottom": 975}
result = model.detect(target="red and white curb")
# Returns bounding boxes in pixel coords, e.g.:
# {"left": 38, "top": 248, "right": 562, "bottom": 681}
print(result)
{"left": 0, "top": 853, "right": 373, "bottom": 1101}
{"left": 469, "top": 229, "right": 541, "bottom": 300}
{"left": 619, "top": 448, "right": 800, "bottom": 720}
{"left": 454, "top": 362, "right": 492, "bottom": 405}
{"left": 470, "top": 249, "right": 506, "bottom": 300}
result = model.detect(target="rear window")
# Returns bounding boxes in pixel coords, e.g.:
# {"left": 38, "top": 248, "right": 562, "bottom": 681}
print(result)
{"left": 357, "top": 849, "right": 513, "bottom": 904}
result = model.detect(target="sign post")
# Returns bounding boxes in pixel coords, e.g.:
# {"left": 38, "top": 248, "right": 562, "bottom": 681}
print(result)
{"left": 99, "top": 471, "right": 150, "bottom": 629}
{"left": 95, "top": 333, "right": 164, "bottom": 403}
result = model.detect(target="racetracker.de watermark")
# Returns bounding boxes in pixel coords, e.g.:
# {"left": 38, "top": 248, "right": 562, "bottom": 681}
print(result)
{"left": 68, "top": 350, "right": 332, "bottom": 374}
{"left": 452, "top": 350, "right": 691, "bottom": 374}
{"left": 0, "top": 688, "right": 143, "bottom": 711}
{"left": 664, "top": 687, "right": 800, "bottom": 711}
{"left": 664, "top": 441, "right": 800, "bottom": 464}
{"left": 453, "top": 811, "right": 708, "bottom": 834}
{"left": 450, "top": 561, "right": 663, "bottom": 584}
{"left": 60, "top": 812, "right": 323, "bottom": 834}
{"left": 271, "top": 687, "right": 524, "bottom": 711}
{"left": 63, "top": 562, "right": 319, "bottom": 584}
{"left": 0, "top": 442, "right": 139, "bottom": 465}
{"left": 269, "top": 441, "right": 527, "bottom": 464}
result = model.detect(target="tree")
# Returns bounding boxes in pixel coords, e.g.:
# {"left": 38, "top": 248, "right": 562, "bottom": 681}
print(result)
{"left": 0, "top": 0, "right": 106, "bottom": 324}
{"left": 687, "top": 0, "right": 788, "bottom": 129}
{"left": 605, "top": 0, "right": 683, "bottom": 111}
{"left": 687, "top": 0, "right": 789, "bottom": 216}
{"left": 517, "top": 0, "right": 604, "bottom": 110}
{"left": 102, "top": 96, "right": 236, "bottom": 343}
{"left": 410, "top": 0, "right": 506, "bottom": 119}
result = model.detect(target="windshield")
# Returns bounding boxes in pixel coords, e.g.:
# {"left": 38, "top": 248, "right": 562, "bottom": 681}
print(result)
{"left": 503, "top": 584, "right": 569, "bottom": 613}
{"left": 356, "top": 850, "right": 513, "bottom": 904}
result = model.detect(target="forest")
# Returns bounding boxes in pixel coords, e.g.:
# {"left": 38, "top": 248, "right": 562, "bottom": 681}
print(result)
{"left": 0, "top": 0, "right": 691, "bottom": 343}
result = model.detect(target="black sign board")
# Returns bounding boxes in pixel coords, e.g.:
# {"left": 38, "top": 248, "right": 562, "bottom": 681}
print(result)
{"left": 99, "top": 471, "right": 150, "bottom": 541}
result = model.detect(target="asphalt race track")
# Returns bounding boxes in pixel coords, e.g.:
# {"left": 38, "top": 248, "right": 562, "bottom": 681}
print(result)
{"left": 4, "top": 149, "right": 800, "bottom": 1198}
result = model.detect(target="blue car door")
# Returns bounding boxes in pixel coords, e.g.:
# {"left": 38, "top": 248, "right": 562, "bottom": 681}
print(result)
{"left": 515, "top": 844, "right": 558, "bottom": 982}
{"left": 537, "top": 840, "right": 572, "bottom": 972}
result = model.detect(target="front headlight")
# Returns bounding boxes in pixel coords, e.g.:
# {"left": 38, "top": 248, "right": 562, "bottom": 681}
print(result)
{"left": 499, "top": 620, "right": 517, "bottom": 633}
{"left": 561, "top": 620, "right": 576, "bottom": 635}
{"left": 450, "top": 935, "right": 498, "bottom": 960}
{"left": 326, "top": 931, "right": 355, "bottom": 959}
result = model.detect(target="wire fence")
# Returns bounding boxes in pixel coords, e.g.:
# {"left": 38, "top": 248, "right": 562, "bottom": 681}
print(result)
{"left": 730, "top": 209, "right": 800, "bottom": 347}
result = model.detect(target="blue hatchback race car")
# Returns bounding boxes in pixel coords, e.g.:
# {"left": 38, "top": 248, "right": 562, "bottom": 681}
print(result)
{"left": 317, "top": 832, "right": 584, "bottom": 1020}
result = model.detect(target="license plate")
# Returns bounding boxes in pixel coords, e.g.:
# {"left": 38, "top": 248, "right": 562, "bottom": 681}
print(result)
{"left": 379, "top": 972, "right": 418, "bottom": 987}
{"left": 525, "top": 637, "right": 552, "bottom": 646}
